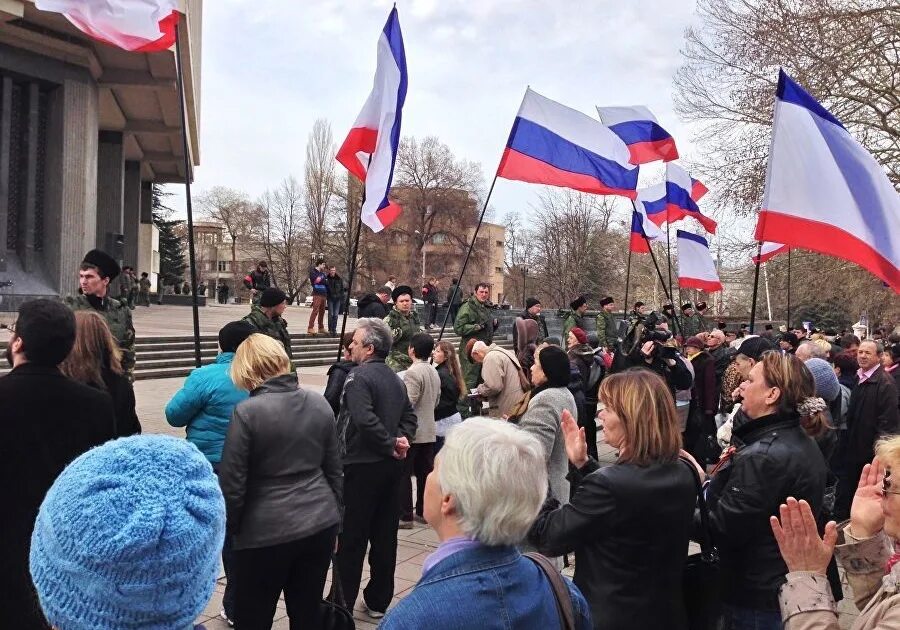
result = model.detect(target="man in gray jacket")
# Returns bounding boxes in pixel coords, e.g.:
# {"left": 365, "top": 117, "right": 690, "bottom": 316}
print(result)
{"left": 399, "top": 333, "right": 441, "bottom": 528}
{"left": 335, "top": 318, "right": 418, "bottom": 620}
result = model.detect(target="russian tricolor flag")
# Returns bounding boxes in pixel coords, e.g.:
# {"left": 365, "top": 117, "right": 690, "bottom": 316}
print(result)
{"left": 752, "top": 242, "right": 790, "bottom": 264}
{"left": 756, "top": 70, "right": 900, "bottom": 292}
{"left": 630, "top": 205, "right": 664, "bottom": 253}
{"left": 597, "top": 106, "right": 679, "bottom": 165}
{"left": 677, "top": 230, "right": 722, "bottom": 292}
{"left": 336, "top": 8, "right": 407, "bottom": 233}
{"left": 497, "top": 89, "right": 638, "bottom": 199}
{"left": 640, "top": 165, "right": 715, "bottom": 234}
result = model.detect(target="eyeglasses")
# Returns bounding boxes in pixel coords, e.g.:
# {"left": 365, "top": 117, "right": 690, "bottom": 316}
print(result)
{"left": 882, "top": 470, "right": 900, "bottom": 496}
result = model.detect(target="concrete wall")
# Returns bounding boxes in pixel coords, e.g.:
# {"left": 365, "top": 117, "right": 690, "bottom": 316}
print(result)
{"left": 95, "top": 130, "right": 124, "bottom": 253}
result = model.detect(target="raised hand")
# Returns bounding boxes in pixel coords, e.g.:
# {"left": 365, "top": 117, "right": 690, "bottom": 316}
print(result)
{"left": 850, "top": 457, "right": 885, "bottom": 539}
{"left": 561, "top": 409, "right": 588, "bottom": 468}
{"left": 770, "top": 497, "right": 837, "bottom": 574}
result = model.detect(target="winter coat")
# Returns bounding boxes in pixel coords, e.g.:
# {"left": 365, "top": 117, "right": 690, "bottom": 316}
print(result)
{"left": 703, "top": 410, "right": 827, "bottom": 611}
{"left": 309, "top": 267, "right": 328, "bottom": 296}
{"left": 518, "top": 386, "right": 578, "bottom": 506}
{"left": 357, "top": 293, "right": 390, "bottom": 319}
{"left": 435, "top": 361, "right": 461, "bottom": 420}
{"left": 514, "top": 310, "right": 548, "bottom": 344}
{"left": 243, "top": 269, "right": 271, "bottom": 291}
{"left": 165, "top": 352, "right": 249, "bottom": 463}
{"left": 1, "top": 364, "right": 117, "bottom": 629}
{"left": 335, "top": 358, "right": 418, "bottom": 465}
{"left": 325, "top": 273, "right": 345, "bottom": 301}
{"left": 529, "top": 457, "right": 696, "bottom": 630}
{"left": 780, "top": 527, "right": 900, "bottom": 630}
{"left": 561, "top": 310, "right": 585, "bottom": 342}
{"left": 65, "top": 293, "right": 136, "bottom": 377}
{"left": 421, "top": 282, "right": 439, "bottom": 304}
{"left": 453, "top": 296, "right": 495, "bottom": 345}
{"left": 243, "top": 305, "right": 294, "bottom": 363}
{"left": 447, "top": 282, "right": 464, "bottom": 305}
{"left": 688, "top": 350, "right": 717, "bottom": 416}
{"left": 219, "top": 375, "right": 342, "bottom": 550}
{"left": 846, "top": 366, "right": 900, "bottom": 467}
{"left": 324, "top": 360, "right": 356, "bottom": 416}
{"left": 101, "top": 368, "right": 142, "bottom": 438}
{"left": 385, "top": 307, "right": 424, "bottom": 372}
{"left": 403, "top": 361, "right": 441, "bottom": 443}
{"left": 475, "top": 346, "right": 528, "bottom": 418}
{"left": 595, "top": 310, "right": 618, "bottom": 349}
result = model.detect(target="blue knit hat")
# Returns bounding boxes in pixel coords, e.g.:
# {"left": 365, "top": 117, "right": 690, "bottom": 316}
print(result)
{"left": 805, "top": 358, "right": 841, "bottom": 403}
{"left": 30, "top": 435, "right": 225, "bottom": 630}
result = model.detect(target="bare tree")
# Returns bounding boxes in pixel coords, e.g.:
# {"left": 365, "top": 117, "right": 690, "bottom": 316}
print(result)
{"left": 256, "top": 177, "right": 308, "bottom": 301}
{"left": 196, "top": 186, "right": 255, "bottom": 288}
{"left": 304, "top": 118, "right": 337, "bottom": 254}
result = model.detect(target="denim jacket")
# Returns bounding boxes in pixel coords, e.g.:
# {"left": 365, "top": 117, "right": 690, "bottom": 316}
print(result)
{"left": 380, "top": 544, "right": 592, "bottom": 629}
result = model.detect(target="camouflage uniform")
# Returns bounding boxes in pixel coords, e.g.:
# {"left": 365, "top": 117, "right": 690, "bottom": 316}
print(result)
{"left": 679, "top": 313, "right": 701, "bottom": 338}
{"left": 243, "top": 305, "right": 295, "bottom": 369}
{"left": 384, "top": 307, "right": 423, "bottom": 372}
{"left": 561, "top": 310, "right": 585, "bottom": 342}
{"left": 595, "top": 310, "right": 619, "bottom": 349}
{"left": 118, "top": 272, "right": 136, "bottom": 309}
{"left": 453, "top": 296, "right": 495, "bottom": 389}
{"left": 66, "top": 294, "right": 136, "bottom": 379}
{"left": 138, "top": 277, "right": 152, "bottom": 306}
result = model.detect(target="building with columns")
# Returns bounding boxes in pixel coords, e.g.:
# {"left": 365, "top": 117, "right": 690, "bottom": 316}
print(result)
{"left": 0, "top": 0, "right": 202, "bottom": 308}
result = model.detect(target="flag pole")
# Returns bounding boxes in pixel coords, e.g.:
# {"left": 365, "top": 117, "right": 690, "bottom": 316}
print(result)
{"left": 436, "top": 173, "right": 500, "bottom": 343}
{"left": 631, "top": 201, "right": 678, "bottom": 336}
{"left": 665, "top": 221, "right": 674, "bottom": 299}
{"left": 335, "top": 166, "right": 369, "bottom": 363}
{"left": 174, "top": 26, "right": 202, "bottom": 368}
{"left": 623, "top": 241, "right": 632, "bottom": 325}
{"left": 786, "top": 248, "right": 792, "bottom": 328}
{"left": 749, "top": 241, "right": 763, "bottom": 333}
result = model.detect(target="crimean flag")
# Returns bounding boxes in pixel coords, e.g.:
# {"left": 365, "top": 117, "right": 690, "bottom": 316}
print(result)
{"left": 34, "top": 0, "right": 178, "bottom": 52}
{"left": 336, "top": 7, "right": 407, "bottom": 233}
{"left": 497, "top": 88, "right": 638, "bottom": 199}
{"left": 597, "top": 105, "right": 679, "bottom": 165}
{"left": 631, "top": 186, "right": 665, "bottom": 253}
{"left": 756, "top": 70, "right": 900, "bottom": 292}
{"left": 677, "top": 230, "right": 722, "bottom": 292}
{"left": 752, "top": 242, "right": 790, "bottom": 264}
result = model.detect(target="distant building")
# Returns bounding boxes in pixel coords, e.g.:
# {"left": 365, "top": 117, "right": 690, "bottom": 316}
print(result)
{"left": 0, "top": 1, "right": 202, "bottom": 306}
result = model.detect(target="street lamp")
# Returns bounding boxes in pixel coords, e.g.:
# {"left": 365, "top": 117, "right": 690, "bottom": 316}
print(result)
{"left": 522, "top": 265, "right": 529, "bottom": 309}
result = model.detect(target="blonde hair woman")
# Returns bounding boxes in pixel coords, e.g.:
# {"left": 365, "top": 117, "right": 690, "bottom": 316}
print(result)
{"left": 59, "top": 310, "right": 140, "bottom": 437}
{"left": 219, "top": 333, "right": 342, "bottom": 628}
{"left": 528, "top": 368, "right": 696, "bottom": 630}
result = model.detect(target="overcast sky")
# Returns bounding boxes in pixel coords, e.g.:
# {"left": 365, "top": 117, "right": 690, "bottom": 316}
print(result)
{"left": 169, "top": 0, "right": 739, "bottom": 239}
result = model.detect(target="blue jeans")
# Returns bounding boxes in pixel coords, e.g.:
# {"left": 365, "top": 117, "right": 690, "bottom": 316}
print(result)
{"left": 719, "top": 604, "right": 782, "bottom": 630}
{"left": 327, "top": 297, "right": 342, "bottom": 334}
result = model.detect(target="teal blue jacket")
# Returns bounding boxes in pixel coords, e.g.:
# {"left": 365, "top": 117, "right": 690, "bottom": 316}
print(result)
{"left": 165, "top": 353, "right": 249, "bottom": 463}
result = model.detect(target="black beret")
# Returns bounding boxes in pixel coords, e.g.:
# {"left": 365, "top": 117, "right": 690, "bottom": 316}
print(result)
{"left": 634, "top": 301, "right": 645, "bottom": 309}
{"left": 600, "top": 296, "right": 614, "bottom": 306}
{"left": 218, "top": 320, "right": 254, "bottom": 353}
{"left": 737, "top": 336, "right": 776, "bottom": 361}
{"left": 696, "top": 301, "right": 707, "bottom": 311}
{"left": 82, "top": 249, "right": 120, "bottom": 280}
{"left": 259, "top": 288, "right": 287, "bottom": 307}
{"left": 681, "top": 303, "right": 693, "bottom": 312}
{"left": 569, "top": 296, "right": 587, "bottom": 310}
{"left": 391, "top": 285, "right": 413, "bottom": 301}
{"left": 526, "top": 297, "right": 541, "bottom": 309}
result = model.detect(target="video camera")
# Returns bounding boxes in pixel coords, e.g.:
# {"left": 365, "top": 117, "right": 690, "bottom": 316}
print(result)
{"left": 641, "top": 311, "right": 673, "bottom": 344}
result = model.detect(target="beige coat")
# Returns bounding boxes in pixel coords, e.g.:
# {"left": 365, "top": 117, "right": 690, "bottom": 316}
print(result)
{"left": 781, "top": 524, "right": 900, "bottom": 630}
{"left": 403, "top": 361, "right": 441, "bottom": 444}
{"left": 475, "top": 346, "right": 527, "bottom": 418}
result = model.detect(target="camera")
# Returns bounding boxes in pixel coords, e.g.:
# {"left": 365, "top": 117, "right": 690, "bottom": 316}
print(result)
{"left": 640, "top": 311, "right": 673, "bottom": 344}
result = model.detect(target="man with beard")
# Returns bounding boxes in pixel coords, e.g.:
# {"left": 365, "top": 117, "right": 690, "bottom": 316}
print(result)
{"left": 65, "top": 249, "right": 135, "bottom": 379}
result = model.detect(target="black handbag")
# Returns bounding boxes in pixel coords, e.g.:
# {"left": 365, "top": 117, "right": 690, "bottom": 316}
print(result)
{"left": 322, "top": 555, "right": 356, "bottom": 630}
{"left": 680, "top": 457, "right": 722, "bottom": 630}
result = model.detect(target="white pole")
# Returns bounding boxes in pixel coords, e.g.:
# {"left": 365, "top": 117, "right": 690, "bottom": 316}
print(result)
{"left": 763, "top": 262, "right": 773, "bottom": 322}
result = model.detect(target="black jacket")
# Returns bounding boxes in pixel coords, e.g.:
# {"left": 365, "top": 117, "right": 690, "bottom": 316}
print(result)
{"left": 846, "top": 366, "right": 900, "bottom": 466}
{"left": 325, "top": 274, "right": 345, "bottom": 301}
{"left": 421, "top": 282, "right": 439, "bottom": 304}
{"left": 626, "top": 346, "right": 693, "bottom": 397}
{"left": 100, "top": 368, "right": 142, "bottom": 438}
{"left": 703, "top": 410, "right": 827, "bottom": 610}
{"left": 0, "top": 364, "right": 117, "bottom": 629}
{"left": 435, "top": 361, "right": 460, "bottom": 420}
{"left": 529, "top": 458, "right": 696, "bottom": 630}
{"left": 335, "top": 358, "right": 418, "bottom": 465}
{"left": 324, "top": 360, "right": 356, "bottom": 416}
{"left": 357, "top": 293, "right": 390, "bottom": 319}
{"left": 219, "top": 375, "right": 342, "bottom": 550}
{"left": 243, "top": 268, "right": 271, "bottom": 291}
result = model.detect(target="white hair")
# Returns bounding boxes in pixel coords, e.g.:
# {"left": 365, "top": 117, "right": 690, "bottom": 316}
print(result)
{"left": 797, "top": 341, "right": 827, "bottom": 360}
{"left": 439, "top": 418, "right": 547, "bottom": 546}
{"left": 471, "top": 340, "right": 489, "bottom": 356}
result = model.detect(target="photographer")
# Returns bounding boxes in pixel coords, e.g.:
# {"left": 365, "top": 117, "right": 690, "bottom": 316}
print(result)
{"left": 626, "top": 312, "right": 692, "bottom": 397}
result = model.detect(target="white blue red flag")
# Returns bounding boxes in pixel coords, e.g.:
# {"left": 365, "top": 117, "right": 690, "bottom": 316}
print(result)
{"left": 336, "top": 7, "right": 407, "bottom": 233}
{"left": 677, "top": 230, "right": 722, "bottom": 292}
{"left": 497, "top": 88, "right": 638, "bottom": 198}
{"left": 629, "top": 207, "right": 664, "bottom": 253}
{"left": 752, "top": 242, "right": 790, "bottom": 264}
{"left": 35, "top": 0, "right": 178, "bottom": 52}
{"left": 639, "top": 165, "right": 715, "bottom": 233}
{"left": 756, "top": 71, "right": 900, "bottom": 292}
{"left": 597, "top": 105, "right": 679, "bottom": 165}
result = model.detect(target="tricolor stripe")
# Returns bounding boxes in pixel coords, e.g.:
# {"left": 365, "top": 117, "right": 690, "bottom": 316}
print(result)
{"left": 756, "top": 70, "right": 900, "bottom": 292}
{"left": 35, "top": 0, "right": 178, "bottom": 52}
{"left": 677, "top": 230, "right": 722, "bottom": 292}
{"left": 498, "top": 89, "right": 638, "bottom": 198}
{"left": 597, "top": 105, "right": 679, "bottom": 165}
{"left": 336, "top": 8, "right": 407, "bottom": 232}
{"left": 752, "top": 242, "right": 789, "bottom": 264}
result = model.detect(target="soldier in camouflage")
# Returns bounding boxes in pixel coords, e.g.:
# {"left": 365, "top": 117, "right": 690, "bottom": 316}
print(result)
{"left": 695, "top": 301, "right": 712, "bottom": 333}
{"left": 561, "top": 296, "right": 588, "bottom": 342}
{"left": 595, "top": 296, "right": 619, "bottom": 351}
{"left": 243, "top": 287, "right": 295, "bottom": 371}
{"left": 678, "top": 303, "right": 701, "bottom": 338}
{"left": 384, "top": 285, "right": 423, "bottom": 372}
{"left": 453, "top": 282, "right": 496, "bottom": 389}
{"left": 65, "top": 249, "right": 136, "bottom": 379}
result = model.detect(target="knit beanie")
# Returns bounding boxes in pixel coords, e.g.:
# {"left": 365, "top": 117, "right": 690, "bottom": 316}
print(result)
{"left": 525, "top": 297, "right": 541, "bottom": 310}
{"left": 538, "top": 345, "right": 571, "bottom": 388}
{"left": 805, "top": 358, "right": 841, "bottom": 402}
{"left": 30, "top": 435, "right": 226, "bottom": 630}
{"left": 260, "top": 287, "right": 287, "bottom": 307}
{"left": 218, "top": 320, "right": 255, "bottom": 353}
{"left": 570, "top": 327, "right": 588, "bottom": 345}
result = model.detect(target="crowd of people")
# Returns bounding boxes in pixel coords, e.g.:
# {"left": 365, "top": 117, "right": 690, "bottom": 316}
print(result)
{"left": 4, "top": 248, "right": 900, "bottom": 630}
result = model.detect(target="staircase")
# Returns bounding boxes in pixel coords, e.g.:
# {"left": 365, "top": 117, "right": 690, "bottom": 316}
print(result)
{"left": 0, "top": 332, "right": 513, "bottom": 380}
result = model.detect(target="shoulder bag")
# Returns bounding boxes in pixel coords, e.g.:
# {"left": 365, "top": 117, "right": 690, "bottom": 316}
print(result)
{"left": 524, "top": 552, "right": 575, "bottom": 630}
{"left": 321, "top": 554, "right": 355, "bottom": 630}
{"left": 680, "top": 457, "right": 721, "bottom": 630}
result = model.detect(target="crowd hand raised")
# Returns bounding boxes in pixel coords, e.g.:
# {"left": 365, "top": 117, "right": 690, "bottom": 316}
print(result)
{"left": 770, "top": 497, "right": 837, "bottom": 575}
{"left": 850, "top": 457, "right": 885, "bottom": 539}
{"left": 561, "top": 409, "right": 588, "bottom": 468}
{"left": 640, "top": 341, "right": 655, "bottom": 358}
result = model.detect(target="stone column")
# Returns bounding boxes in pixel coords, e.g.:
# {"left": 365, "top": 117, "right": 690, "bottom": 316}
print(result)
{"left": 95, "top": 130, "right": 124, "bottom": 254}
{"left": 123, "top": 160, "right": 141, "bottom": 267}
